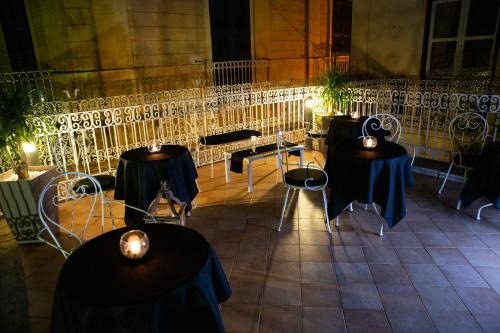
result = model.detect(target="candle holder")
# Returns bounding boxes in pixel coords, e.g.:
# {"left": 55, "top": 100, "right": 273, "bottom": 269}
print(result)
{"left": 362, "top": 136, "right": 377, "bottom": 150}
{"left": 147, "top": 142, "right": 161, "bottom": 153}
{"left": 351, "top": 111, "right": 360, "bottom": 120}
{"left": 120, "top": 230, "right": 149, "bottom": 259}
{"left": 250, "top": 135, "right": 257, "bottom": 153}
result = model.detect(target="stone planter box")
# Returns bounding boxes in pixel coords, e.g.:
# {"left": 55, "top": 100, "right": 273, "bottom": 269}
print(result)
{"left": 0, "top": 166, "right": 59, "bottom": 243}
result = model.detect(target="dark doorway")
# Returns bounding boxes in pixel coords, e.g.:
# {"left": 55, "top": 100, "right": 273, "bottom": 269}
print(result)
{"left": 332, "top": 0, "right": 352, "bottom": 54}
{"left": 0, "top": 0, "right": 37, "bottom": 71}
{"left": 209, "top": 0, "right": 251, "bottom": 85}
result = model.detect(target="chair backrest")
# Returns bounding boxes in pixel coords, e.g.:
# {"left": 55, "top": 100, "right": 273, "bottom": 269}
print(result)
{"left": 448, "top": 112, "right": 489, "bottom": 160}
{"left": 37, "top": 172, "right": 106, "bottom": 259}
{"left": 362, "top": 113, "right": 402, "bottom": 143}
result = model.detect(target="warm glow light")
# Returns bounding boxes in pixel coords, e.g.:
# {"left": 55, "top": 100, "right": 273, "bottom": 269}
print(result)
{"left": 120, "top": 230, "right": 149, "bottom": 259}
{"left": 147, "top": 143, "right": 161, "bottom": 153}
{"left": 362, "top": 136, "right": 377, "bottom": 150}
{"left": 251, "top": 135, "right": 257, "bottom": 153}
{"left": 22, "top": 142, "right": 37, "bottom": 153}
{"left": 128, "top": 237, "right": 141, "bottom": 254}
{"left": 305, "top": 97, "right": 314, "bottom": 109}
{"left": 351, "top": 111, "right": 360, "bottom": 120}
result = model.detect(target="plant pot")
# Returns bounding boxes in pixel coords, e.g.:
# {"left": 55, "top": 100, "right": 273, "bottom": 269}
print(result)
{"left": 0, "top": 166, "right": 59, "bottom": 243}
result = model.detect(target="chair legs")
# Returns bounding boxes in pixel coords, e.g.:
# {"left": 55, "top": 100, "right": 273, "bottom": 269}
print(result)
{"left": 371, "top": 202, "right": 384, "bottom": 236}
{"left": 105, "top": 199, "right": 117, "bottom": 229}
{"left": 278, "top": 187, "right": 332, "bottom": 234}
{"left": 438, "top": 162, "right": 453, "bottom": 195}
{"left": 321, "top": 189, "right": 332, "bottom": 234}
{"left": 278, "top": 187, "right": 291, "bottom": 232}
{"left": 476, "top": 203, "right": 493, "bottom": 220}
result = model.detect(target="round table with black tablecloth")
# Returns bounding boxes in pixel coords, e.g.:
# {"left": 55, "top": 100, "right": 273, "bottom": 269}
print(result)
{"left": 325, "top": 139, "right": 414, "bottom": 227}
{"left": 114, "top": 145, "right": 198, "bottom": 225}
{"left": 325, "top": 115, "right": 368, "bottom": 146}
{"left": 460, "top": 141, "right": 500, "bottom": 210}
{"left": 51, "top": 223, "right": 231, "bottom": 333}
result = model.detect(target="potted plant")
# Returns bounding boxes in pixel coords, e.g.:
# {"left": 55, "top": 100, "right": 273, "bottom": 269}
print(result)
{"left": 318, "top": 66, "right": 353, "bottom": 125}
{"left": 0, "top": 82, "right": 59, "bottom": 243}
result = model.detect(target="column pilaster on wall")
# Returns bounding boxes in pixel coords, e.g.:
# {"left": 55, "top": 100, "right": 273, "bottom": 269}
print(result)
{"left": 252, "top": 0, "right": 269, "bottom": 60}
{"left": 90, "top": 0, "right": 133, "bottom": 70}
{"left": 24, "top": 0, "right": 68, "bottom": 70}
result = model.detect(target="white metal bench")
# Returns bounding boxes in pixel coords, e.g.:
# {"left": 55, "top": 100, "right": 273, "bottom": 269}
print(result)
{"left": 224, "top": 145, "right": 304, "bottom": 192}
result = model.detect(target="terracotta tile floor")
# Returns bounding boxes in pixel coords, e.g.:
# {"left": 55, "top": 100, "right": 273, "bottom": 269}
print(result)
{"left": 18, "top": 150, "right": 500, "bottom": 333}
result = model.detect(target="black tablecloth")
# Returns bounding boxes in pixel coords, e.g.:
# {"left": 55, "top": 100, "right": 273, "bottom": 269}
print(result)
{"left": 200, "top": 129, "right": 262, "bottom": 145}
{"left": 326, "top": 115, "right": 391, "bottom": 146}
{"left": 325, "top": 115, "right": 368, "bottom": 146}
{"left": 230, "top": 142, "right": 301, "bottom": 173}
{"left": 460, "top": 141, "right": 500, "bottom": 210}
{"left": 114, "top": 145, "right": 198, "bottom": 225}
{"left": 51, "top": 223, "right": 231, "bottom": 333}
{"left": 325, "top": 139, "right": 414, "bottom": 227}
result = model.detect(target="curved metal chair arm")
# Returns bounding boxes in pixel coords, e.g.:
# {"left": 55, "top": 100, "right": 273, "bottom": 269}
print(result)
{"left": 303, "top": 162, "right": 329, "bottom": 191}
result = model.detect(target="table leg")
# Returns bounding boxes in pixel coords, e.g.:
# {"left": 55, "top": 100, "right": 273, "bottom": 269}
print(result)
{"left": 224, "top": 152, "right": 231, "bottom": 183}
{"left": 210, "top": 147, "right": 214, "bottom": 178}
{"left": 248, "top": 160, "right": 253, "bottom": 192}
{"left": 299, "top": 148, "right": 304, "bottom": 167}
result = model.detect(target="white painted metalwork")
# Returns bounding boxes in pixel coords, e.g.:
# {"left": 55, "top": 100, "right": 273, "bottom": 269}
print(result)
{"left": 476, "top": 203, "right": 494, "bottom": 220}
{"left": 0, "top": 70, "right": 54, "bottom": 102}
{"left": 224, "top": 142, "right": 305, "bottom": 192}
{"left": 0, "top": 80, "right": 499, "bottom": 183}
{"left": 275, "top": 130, "right": 332, "bottom": 234}
{"left": 362, "top": 113, "right": 402, "bottom": 143}
{"left": 37, "top": 171, "right": 157, "bottom": 259}
{"left": 438, "top": 112, "right": 489, "bottom": 196}
{"left": 206, "top": 60, "right": 269, "bottom": 86}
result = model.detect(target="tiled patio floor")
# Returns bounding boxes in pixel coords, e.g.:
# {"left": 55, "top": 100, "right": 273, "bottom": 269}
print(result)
{"left": 15, "top": 150, "right": 500, "bottom": 333}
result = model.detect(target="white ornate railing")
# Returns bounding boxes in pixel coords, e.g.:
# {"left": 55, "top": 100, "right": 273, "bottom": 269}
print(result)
{"left": 24, "top": 85, "right": 312, "bottom": 176}
{"left": 0, "top": 70, "right": 54, "bottom": 102}
{"left": 351, "top": 79, "right": 500, "bottom": 93}
{"left": 206, "top": 60, "right": 269, "bottom": 86}
{"left": 345, "top": 89, "right": 500, "bottom": 161}
{"left": 2, "top": 81, "right": 500, "bottom": 177}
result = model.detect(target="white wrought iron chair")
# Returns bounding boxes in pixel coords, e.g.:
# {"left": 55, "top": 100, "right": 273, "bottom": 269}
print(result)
{"left": 362, "top": 113, "right": 402, "bottom": 142}
{"left": 51, "top": 136, "right": 117, "bottom": 222}
{"left": 437, "top": 112, "right": 489, "bottom": 207}
{"left": 37, "top": 172, "right": 157, "bottom": 259}
{"left": 276, "top": 130, "right": 332, "bottom": 234}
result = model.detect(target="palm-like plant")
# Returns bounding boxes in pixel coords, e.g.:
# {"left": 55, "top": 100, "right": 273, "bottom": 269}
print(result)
{"left": 319, "top": 67, "right": 352, "bottom": 115}
{"left": 0, "top": 83, "right": 36, "bottom": 179}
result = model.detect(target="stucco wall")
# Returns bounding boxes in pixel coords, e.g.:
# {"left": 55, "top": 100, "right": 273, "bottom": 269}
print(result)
{"left": 351, "top": 0, "right": 427, "bottom": 77}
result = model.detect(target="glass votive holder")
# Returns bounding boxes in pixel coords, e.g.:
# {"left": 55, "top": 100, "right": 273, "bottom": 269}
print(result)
{"left": 351, "top": 111, "right": 360, "bottom": 120}
{"left": 251, "top": 135, "right": 257, "bottom": 153}
{"left": 362, "top": 136, "right": 377, "bottom": 150}
{"left": 120, "top": 230, "right": 149, "bottom": 259}
{"left": 147, "top": 143, "right": 161, "bottom": 153}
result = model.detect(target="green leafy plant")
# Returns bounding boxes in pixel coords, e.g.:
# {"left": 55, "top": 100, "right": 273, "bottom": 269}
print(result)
{"left": 319, "top": 67, "right": 353, "bottom": 115}
{"left": 0, "top": 83, "right": 36, "bottom": 179}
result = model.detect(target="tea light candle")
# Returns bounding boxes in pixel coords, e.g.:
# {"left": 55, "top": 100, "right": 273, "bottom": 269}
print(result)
{"left": 362, "top": 136, "right": 377, "bottom": 150}
{"left": 120, "top": 230, "right": 149, "bottom": 259}
{"left": 251, "top": 135, "right": 257, "bottom": 153}
{"left": 147, "top": 143, "right": 161, "bottom": 153}
{"left": 351, "top": 111, "right": 360, "bottom": 120}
